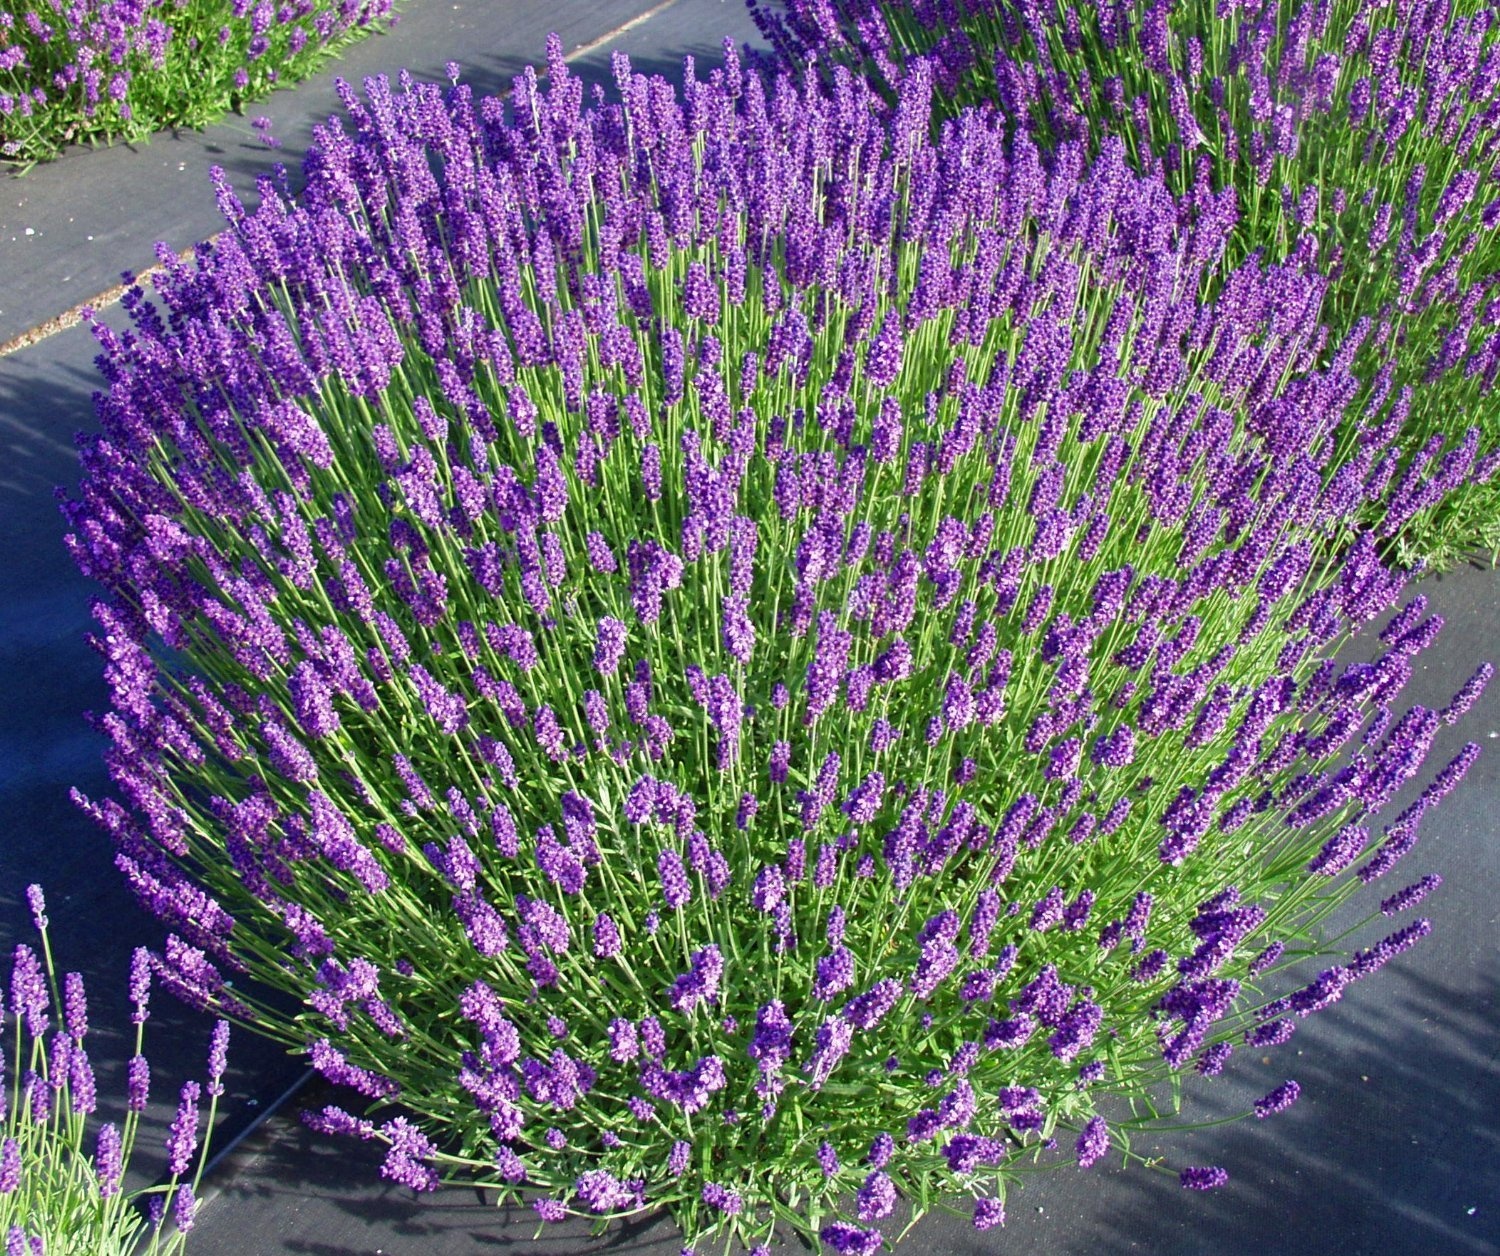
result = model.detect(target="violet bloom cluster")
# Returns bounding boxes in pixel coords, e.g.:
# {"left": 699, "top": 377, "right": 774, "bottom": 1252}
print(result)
{"left": 63, "top": 34, "right": 1487, "bottom": 1255}
{"left": 0, "top": 0, "right": 395, "bottom": 163}
{"left": 750, "top": 0, "right": 1500, "bottom": 564}
{"left": 1, "top": 886, "right": 227, "bottom": 1249}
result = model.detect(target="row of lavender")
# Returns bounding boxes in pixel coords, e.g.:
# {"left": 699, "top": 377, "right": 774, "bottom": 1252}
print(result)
{"left": 749, "top": 0, "right": 1500, "bottom": 569}
{"left": 37, "top": 20, "right": 1492, "bottom": 1256}
{"left": 0, "top": 0, "right": 394, "bottom": 165}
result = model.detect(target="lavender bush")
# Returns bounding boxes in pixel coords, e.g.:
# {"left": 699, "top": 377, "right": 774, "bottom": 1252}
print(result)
{"left": 0, "top": 0, "right": 395, "bottom": 167}
{"left": 2, "top": 887, "right": 225, "bottom": 1253}
{"left": 62, "top": 43, "right": 1488, "bottom": 1252}
{"left": 749, "top": 0, "right": 1500, "bottom": 567}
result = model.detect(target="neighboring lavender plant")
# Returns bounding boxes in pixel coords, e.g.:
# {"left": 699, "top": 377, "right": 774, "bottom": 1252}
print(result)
{"left": 0, "top": 0, "right": 396, "bottom": 166}
{"left": 1, "top": 887, "right": 226, "bottom": 1254}
{"left": 62, "top": 42, "right": 1486, "bottom": 1252}
{"left": 749, "top": 0, "right": 1500, "bottom": 566}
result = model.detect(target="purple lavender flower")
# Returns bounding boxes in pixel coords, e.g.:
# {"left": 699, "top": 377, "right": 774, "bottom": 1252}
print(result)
{"left": 289, "top": 661, "right": 340, "bottom": 739}
{"left": 577, "top": 1168, "right": 633, "bottom": 1214}
{"left": 804, "top": 1016, "right": 855, "bottom": 1091}
{"left": 820, "top": 1222, "right": 884, "bottom": 1255}
{"left": 843, "top": 770, "right": 887, "bottom": 826}
{"left": 973, "top": 1198, "right": 1006, "bottom": 1230}
{"left": 769, "top": 740, "right": 791, "bottom": 785}
{"left": 722, "top": 595, "right": 756, "bottom": 666}
{"left": 1347, "top": 919, "right": 1433, "bottom": 978}
{"left": 911, "top": 911, "right": 962, "bottom": 999}
{"left": 1253, "top": 1080, "right": 1301, "bottom": 1119}
{"left": 1092, "top": 725, "right": 1137, "bottom": 768}
{"left": 127, "top": 946, "right": 151, "bottom": 1023}
{"left": 1306, "top": 823, "right": 1370, "bottom": 876}
{"left": 593, "top": 912, "right": 622, "bottom": 959}
{"left": 736, "top": 792, "right": 759, "bottom": 832}
{"left": 165, "top": 1081, "right": 201, "bottom": 1176}
{"left": 24, "top": 885, "right": 47, "bottom": 932}
{"left": 175, "top": 1183, "right": 198, "bottom": 1234}
{"left": 1442, "top": 663, "right": 1493, "bottom": 725}
{"left": 1031, "top": 887, "right": 1066, "bottom": 932}
{"left": 207, "top": 1019, "right": 230, "bottom": 1097}
{"left": 813, "top": 946, "right": 857, "bottom": 1001}
{"left": 497, "top": 1145, "right": 528, "bottom": 1182}
{"left": 1046, "top": 736, "right": 1083, "bottom": 781}
{"left": 585, "top": 531, "right": 618, "bottom": 574}
{"left": 594, "top": 617, "right": 628, "bottom": 675}
{"left": 749, "top": 1000, "right": 794, "bottom": 1086}
{"left": 304, "top": 1105, "right": 377, "bottom": 1140}
{"left": 816, "top": 1141, "right": 840, "bottom": 1177}
{"left": 850, "top": 1167, "right": 895, "bottom": 1220}
{"left": 58, "top": 969, "right": 88, "bottom": 1041}
{"left": 1197, "top": 1042, "right": 1234, "bottom": 1076}
{"left": 94, "top": 1121, "right": 124, "bottom": 1197}
{"left": 784, "top": 836, "right": 808, "bottom": 883}
{"left": 10, "top": 945, "right": 49, "bottom": 1038}
{"left": 659, "top": 849, "right": 692, "bottom": 910}
{"left": 1380, "top": 875, "right": 1441, "bottom": 916}
{"left": 127, "top": 1054, "right": 150, "bottom": 1113}
{"left": 806, "top": 611, "right": 853, "bottom": 723}
{"left": 667, "top": 945, "right": 724, "bottom": 1014}
{"left": 1075, "top": 1115, "right": 1109, "bottom": 1168}
{"left": 1180, "top": 1165, "right": 1229, "bottom": 1190}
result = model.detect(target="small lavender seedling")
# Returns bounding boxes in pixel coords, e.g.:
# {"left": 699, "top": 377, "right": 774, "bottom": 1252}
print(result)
{"left": 1, "top": 887, "right": 226, "bottom": 1254}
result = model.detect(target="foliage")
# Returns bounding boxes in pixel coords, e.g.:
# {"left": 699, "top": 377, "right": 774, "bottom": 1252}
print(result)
{"left": 62, "top": 42, "right": 1488, "bottom": 1253}
{"left": 1, "top": 887, "right": 225, "bottom": 1254}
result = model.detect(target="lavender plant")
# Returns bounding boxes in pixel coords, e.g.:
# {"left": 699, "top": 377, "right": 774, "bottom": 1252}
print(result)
{"left": 62, "top": 43, "right": 1488, "bottom": 1252}
{"left": 0, "top": 0, "right": 395, "bottom": 167}
{"left": 2, "top": 887, "right": 226, "bottom": 1253}
{"left": 749, "top": 0, "right": 1500, "bottom": 567}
